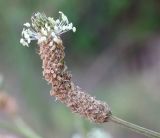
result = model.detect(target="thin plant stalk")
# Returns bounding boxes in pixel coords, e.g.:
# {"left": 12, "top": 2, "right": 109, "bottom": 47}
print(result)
{"left": 109, "top": 115, "right": 160, "bottom": 138}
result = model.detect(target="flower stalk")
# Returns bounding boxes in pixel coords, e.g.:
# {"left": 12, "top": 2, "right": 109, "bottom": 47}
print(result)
{"left": 109, "top": 115, "right": 160, "bottom": 138}
{"left": 20, "top": 12, "right": 160, "bottom": 137}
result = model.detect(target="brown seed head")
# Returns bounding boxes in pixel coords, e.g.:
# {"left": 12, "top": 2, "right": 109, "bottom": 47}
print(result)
{"left": 39, "top": 38, "right": 112, "bottom": 123}
{"left": 20, "top": 12, "right": 112, "bottom": 123}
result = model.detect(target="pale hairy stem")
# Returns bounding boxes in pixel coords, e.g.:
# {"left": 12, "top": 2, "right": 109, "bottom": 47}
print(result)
{"left": 109, "top": 115, "right": 160, "bottom": 138}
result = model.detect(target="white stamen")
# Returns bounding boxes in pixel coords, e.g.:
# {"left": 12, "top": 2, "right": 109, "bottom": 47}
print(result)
{"left": 38, "top": 36, "right": 47, "bottom": 44}
{"left": 56, "top": 19, "right": 60, "bottom": 24}
{"left": 54, "top": 26, "right": 58, "bottom": 31}
{"left": 24, "top": 22, "right": 31, "bottom": 27}
{"left": 59, "top": 11, "right": 69, "bottom": 24}
{"left": 41, "top": 28, "right": 48, "bottom": 36}
{"left": 20, "top": 39, "right": 29, "bottom": 47}
{"left": 51, "top": 32, "right": 56, "bottom": 38}
{"left": 20, "top": 11, "right": 76, "bottom": 47}
{"left": 62, "top": 26, "right": 67, "bottom": 30}
{"left": 72, "top": 27, "right": 76, "bottom": 32}
{"left": 48, "top": 17, "right": 55, "bottom": 24}
{"left": 23, "top": 31, "right": 30, "bottom": 39}
{"left": 27, "top": 38, "right": 31, "bottom": 43}
{"left": 45, "top": 23, "right": 51, "bottom": 31}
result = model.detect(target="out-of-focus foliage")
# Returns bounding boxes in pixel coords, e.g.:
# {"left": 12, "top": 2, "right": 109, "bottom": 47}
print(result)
{"left": 0, "top": 0, "right": 160, "bottom": 138}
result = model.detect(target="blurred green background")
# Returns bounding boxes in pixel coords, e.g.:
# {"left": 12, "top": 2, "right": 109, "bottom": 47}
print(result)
{"left": 0, "top": 0, "right": 160, "bottom": 138}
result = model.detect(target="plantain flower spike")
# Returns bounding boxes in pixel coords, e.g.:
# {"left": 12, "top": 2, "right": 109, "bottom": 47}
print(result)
{"left": 20, "top": 11, "right": 76, "bottom": 47}
{"left": 20, "top": 12, "right": 111, "bottom": 123}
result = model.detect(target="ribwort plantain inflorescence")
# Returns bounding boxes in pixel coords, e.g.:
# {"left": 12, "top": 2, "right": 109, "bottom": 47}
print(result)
{"left": 20, "top": 12, "right": 111, "bottom": 123}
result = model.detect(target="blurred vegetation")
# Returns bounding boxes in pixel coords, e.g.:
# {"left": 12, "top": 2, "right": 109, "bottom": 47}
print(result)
{"left": 0, "top": 0, "right": 160, "bottom": 138}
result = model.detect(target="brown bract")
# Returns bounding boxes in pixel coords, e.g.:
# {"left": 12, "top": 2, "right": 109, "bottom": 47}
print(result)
{"left": 39, "top": 38, "right": 111, "bottom": 123}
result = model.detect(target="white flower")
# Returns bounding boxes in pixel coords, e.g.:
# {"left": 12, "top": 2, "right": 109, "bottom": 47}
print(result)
{"left": 68, "top": 23, "right": 73, "bottom": 29}
{"left": 62, "top": 26, "right": 67, "bottom": 30}
{"left": 51, "top": 32, "right": 56, "bottom": 38}
{"left": 54, "top": 26, "right": 58, "bottom": 31}
{"left": 27, "top": 38, "right": 31, "bottom": 43}
{"left": 73, "top": 27, "right": 76, "bottom": 32}
{"left": 24, "top": 22, "right": 30, "bottom": 27}
{"left": 23, "top": 31, "right": 30, "bottom": 40}
{"left": 55, "top": 19, "right": 60, "bottom": 24}
{"left": 48, "top": 17, "right": 55, "bottom": 24}
{"left": 20, "top": 38, "right": 29, "bottom": 47}
{"left": 41, "top": 28, "right": 48, "bottom": 36}
{"left": 20, "top": 11, "right": 76, "bottom": 47}
{"left": 45, "top": 23, "right": 51, "bottom": 31}
{"left": 53, "top": 11, "right": 76, "bottom": 36}
{"left": 59, "top": 11, "right": 69, "bottom": 24}
{"left": 38, "top": 36, "right": 47, "bottom": 44}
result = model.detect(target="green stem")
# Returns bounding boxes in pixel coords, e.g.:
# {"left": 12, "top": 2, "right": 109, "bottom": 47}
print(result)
{"left": 13, "top": 116, "right": 43, "bottom": 138}
{"left": 109, "top": 115, "right": 160, "bottom": 138}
